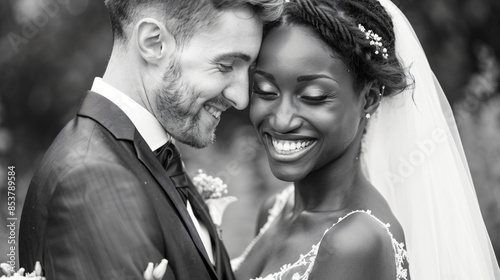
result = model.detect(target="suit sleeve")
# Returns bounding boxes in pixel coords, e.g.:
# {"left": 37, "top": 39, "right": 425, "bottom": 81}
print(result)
{"left": 42, "top": 161, "right": 167, "bottom": 280}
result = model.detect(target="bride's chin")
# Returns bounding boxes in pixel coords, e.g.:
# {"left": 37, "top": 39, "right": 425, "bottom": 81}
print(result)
{"left": 269, "top": 164, "right": 307, "bottom": 182}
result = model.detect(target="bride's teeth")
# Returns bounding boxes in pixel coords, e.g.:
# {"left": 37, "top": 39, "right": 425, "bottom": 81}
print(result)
{"left": 271, "top": 138, "right": 314, "bottom": 154}
{"left": 283, "top": 141, "right": 290, "bottom": 150}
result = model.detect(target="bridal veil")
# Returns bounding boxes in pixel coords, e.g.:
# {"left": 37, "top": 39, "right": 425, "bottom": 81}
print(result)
{"left": 361, "top": 0, "right": 500, "bottom": 278}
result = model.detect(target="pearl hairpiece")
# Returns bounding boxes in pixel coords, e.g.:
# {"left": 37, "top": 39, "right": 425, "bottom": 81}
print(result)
{"left": 358, "top": 24, "right": 388, "bottom": 59}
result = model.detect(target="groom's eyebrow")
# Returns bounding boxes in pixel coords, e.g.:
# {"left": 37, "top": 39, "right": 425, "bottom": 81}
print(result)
{"left": 213, "top": 52, "right": 252, "bottom": 62}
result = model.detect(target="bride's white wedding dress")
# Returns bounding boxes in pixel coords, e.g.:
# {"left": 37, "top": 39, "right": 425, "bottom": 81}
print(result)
{"left": 232, "top": 186, "right": 410, "bottom": 280}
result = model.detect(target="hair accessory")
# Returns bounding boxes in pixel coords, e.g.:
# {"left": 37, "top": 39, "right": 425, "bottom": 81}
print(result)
{"left": 358, "top": 24, "right": 388, "bottom": 59}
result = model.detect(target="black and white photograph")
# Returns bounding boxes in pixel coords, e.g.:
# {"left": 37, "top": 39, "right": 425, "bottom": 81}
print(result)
{"left": 1, "top": 0, "right": 499, "bottom": 279}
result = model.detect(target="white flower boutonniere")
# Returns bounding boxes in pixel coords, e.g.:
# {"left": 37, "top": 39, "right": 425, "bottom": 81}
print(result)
{"left": 192, "top": 169, "right": 237, "bottom": 238}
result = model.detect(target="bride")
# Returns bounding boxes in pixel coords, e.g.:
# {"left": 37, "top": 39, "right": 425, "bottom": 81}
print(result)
{"left": 233, "top": 0, "right": 500, "bottom": 279}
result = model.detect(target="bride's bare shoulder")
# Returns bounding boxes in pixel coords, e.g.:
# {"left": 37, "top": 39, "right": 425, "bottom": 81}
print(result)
{"left": 309, "top": 212, "right": 397, "bottom": 279}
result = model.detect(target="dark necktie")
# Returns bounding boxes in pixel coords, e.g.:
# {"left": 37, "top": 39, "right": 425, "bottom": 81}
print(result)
{"left": 154, "top": 141, "right": 190, "bottom": 205}
{"left": 155, "top": 141, "right": 223, "bottom": 274}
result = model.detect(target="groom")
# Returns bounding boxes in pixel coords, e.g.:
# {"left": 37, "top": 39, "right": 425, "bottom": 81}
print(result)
{"left": 19, "top": 0, "right": 280, "bottom": 279}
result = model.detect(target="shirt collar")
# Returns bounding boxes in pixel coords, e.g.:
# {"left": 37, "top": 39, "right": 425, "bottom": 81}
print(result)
{"left": 90, "top": 77, "right": 170, "bottom": 151}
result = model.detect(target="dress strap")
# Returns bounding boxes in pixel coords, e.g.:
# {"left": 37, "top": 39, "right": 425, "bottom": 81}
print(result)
{"left": 318, "top": 210, "right": 409, "bottom": 280}
{"left": 231, "top": 185, "right": 294, "bottom": 271}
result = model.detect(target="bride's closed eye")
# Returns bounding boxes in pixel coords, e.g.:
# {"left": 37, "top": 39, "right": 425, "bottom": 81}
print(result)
{"left": 300, "top": 95, "right": 329, "bottom": 102}
{"left": 252, "top": 83, "right": 279, "bottom": 100}
{"left": 300, "top": 88, "right": 336, "bottom": 104}
{"left": 253, "top": 87, "right": 278, "bottom": 99}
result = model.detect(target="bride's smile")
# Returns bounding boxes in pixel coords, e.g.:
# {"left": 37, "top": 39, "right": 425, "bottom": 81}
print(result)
{"left": 250, "top": 25, "right": 363, "bottom": 183}
{"left": 265, "top": 133, "right": 317, "bottom": 159}
{"left": 270, "top": 136, "right": 316, "bottom": 154}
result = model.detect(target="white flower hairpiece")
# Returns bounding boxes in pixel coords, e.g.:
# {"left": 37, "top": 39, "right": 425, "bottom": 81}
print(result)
{"left": 358, "top": 24, "right": 388, "bottom": 59}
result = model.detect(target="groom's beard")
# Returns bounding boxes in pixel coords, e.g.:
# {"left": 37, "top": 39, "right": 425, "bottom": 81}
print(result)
{"left": 156, "top": 59, "right": 217, "bottom": 149}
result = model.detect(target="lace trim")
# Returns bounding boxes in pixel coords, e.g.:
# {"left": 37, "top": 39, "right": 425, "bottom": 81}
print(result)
{"left": 235, "top": 186, "right": 409, "bottom": 280}
{"left": 327, "top": 210, "right": 410, "bottom": 280}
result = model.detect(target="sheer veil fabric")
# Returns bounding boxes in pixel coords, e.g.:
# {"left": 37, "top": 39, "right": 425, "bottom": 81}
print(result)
{"left": 361, "top": 0, "right": 500, "bottom": 278}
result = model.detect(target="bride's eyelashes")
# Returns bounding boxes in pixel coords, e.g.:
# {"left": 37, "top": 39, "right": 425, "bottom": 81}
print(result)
{"left": 252, "top": 86, "right": 278, "bottom": 100}
{"left": 253, "top": 85, "right": 335, "bottom": 103}
{"left": 299, "top": 91, "right": 335, "bottom": 103}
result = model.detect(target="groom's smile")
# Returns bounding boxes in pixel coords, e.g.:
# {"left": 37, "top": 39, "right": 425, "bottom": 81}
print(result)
{"left": 153, "top": 5, "right": 263, "bottom": 149}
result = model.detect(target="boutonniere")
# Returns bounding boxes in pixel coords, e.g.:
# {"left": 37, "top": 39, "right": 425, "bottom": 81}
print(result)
{"left": 192, "top": 169, "right": 237, "bottom": 239}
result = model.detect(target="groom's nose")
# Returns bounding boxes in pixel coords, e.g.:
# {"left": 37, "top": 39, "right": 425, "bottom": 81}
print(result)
{"left": 222, "top": 71, "right": 250, "bottom": 110}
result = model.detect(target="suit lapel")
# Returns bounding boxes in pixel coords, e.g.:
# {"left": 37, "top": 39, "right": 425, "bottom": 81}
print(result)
{"left": 77, "top": 91, "right": 135, "bottom": 141}
{"left": 78, "top": 91, "right": 218, "bottom": 278}
{"left": 186, "top": 181, "right": 225, "bottom": 276}
{"left": 189, "top": 187, "right": 236, "bottom": 280}
{"left": 133, "top": 132, "right": 217, "bottom": 274}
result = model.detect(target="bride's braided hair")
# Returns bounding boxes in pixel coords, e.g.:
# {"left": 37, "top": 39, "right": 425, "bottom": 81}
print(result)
{"left": 265, "top": 0, "right": 408, "bottom": 95}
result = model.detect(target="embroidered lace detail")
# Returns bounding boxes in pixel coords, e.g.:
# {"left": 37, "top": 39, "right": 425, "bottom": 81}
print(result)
{"left": 234, "top": 186, "right": 409, "bottom": 280}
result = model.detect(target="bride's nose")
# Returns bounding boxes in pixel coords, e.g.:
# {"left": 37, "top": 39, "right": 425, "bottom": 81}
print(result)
{"left": 269, "top": 97, "right": 302, "bottom": 133}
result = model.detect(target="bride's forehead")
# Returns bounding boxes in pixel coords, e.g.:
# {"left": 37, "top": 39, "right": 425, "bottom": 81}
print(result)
{"left": 263, "top": 26, "right": 332, "bottom": 54}
{"left": 258, "top": 26, "right": 339, "bottom": 70}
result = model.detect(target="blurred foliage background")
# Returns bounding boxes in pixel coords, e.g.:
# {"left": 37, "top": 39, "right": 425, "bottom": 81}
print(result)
{"left": 0, "top": 0, "right": 499, "bottom": 266}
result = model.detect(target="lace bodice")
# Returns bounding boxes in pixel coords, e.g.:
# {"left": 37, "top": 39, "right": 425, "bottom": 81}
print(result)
{"left": 233, "top": 186, "right": 409, "bottom": 280}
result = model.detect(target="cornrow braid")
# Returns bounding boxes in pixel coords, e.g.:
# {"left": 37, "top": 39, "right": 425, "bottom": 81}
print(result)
{"left": 346, "top": 0, "right": 393, "bottom": 42}
{"left": 265, "top": 0, "right": 408, "bottom": 96}
{"left": 296, "top": 0, "right": 355, "bottom": 47}
{"left": 342, "top": 0, "right": 397, "bottom": 63}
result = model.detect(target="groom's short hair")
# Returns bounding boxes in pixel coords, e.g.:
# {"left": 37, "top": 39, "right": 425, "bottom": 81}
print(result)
{"left": 104, "top": 0, "right": 282, "bottom": 45}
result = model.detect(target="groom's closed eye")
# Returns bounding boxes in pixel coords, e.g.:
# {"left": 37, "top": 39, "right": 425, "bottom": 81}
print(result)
{"left": 212, "top": 52, "right": 253, "bottom": 74}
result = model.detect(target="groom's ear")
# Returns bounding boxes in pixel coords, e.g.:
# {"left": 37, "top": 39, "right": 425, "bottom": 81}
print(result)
{"left": 135, "top": 18, "right": 176, "bottom": 64}
{"left": 361, "top": 81, "right": 382, "bottom": 116}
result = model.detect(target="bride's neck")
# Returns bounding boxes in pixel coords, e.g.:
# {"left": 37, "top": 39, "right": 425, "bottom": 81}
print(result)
{"left": 293, "top": 141, "right": 365, "bottom": 214}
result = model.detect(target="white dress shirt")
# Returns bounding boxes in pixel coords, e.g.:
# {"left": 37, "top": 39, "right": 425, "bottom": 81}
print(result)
{"left": 91, "top": 77, "right": 215, "bottom": 265}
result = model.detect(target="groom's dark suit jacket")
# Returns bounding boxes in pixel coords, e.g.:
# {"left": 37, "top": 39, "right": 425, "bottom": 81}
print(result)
{"left": 19, "top": 91, "right": 235, "bottom": 280}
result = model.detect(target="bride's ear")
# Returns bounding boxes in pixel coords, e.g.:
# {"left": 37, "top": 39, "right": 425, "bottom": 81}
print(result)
{"left": 361, "top": 81, "right": 383, "bottom": 117}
